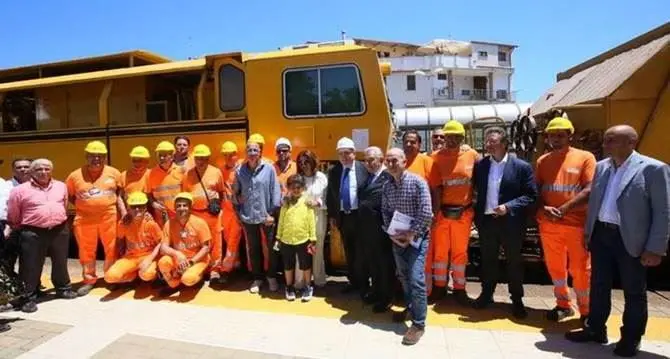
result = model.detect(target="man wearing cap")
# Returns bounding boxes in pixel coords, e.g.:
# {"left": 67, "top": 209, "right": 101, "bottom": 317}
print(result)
{"left": 105, "top": 192, "right": 163, "bottom": 286}
{"left": 120, "top": 146, "right": 151, "bottom": 202}
{"left": 244, "top": 133, "right": 274, "bottom": 165}
{"left": 65, "top": 141, "right": 127, "bottom": 296}
{"left": 326, "top": 137, "right": 369, "bottom": 294}
{"left": 273, "top": 137, "right": 297, "bottom": 197}
{"left": 426, "top": 120, "right": 479, "bottom": 304}
{"left": 233, "top": 140, "right": 282, "bottom": 293}
{"left": 182, "top": 144, "right": 226, "bottom": 285}
{"left": 536, "top": 117, "right": 595, "bottom": 323}
{"left": 158, "top": 192, "right": 211, "bottom": 295}
{"left": 147, "top": 141, "right": 184, "bottom": 227}
{"left": 218, "top": 141, "right": 243, "bottom": 280}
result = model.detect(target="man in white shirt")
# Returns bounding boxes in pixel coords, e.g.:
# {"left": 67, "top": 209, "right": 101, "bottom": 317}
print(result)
{"left": 1, "top": 159, "right": 32, "bottom": 272}
{"left": 326, "top": 137, "right": 369, "bottom": 294}
{"left": 472, "top": 127, "right": 537, "bottom": 319}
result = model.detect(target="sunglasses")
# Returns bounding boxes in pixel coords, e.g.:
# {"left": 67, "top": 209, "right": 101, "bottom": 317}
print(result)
{"left": 247, "top": 148, "right": 260, "bottom": 154}
{"left": 432, "top": 135, "right": 446, "bottom": 140}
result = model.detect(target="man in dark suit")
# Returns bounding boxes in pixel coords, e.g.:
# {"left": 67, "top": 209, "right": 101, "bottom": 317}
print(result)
{"left": 358, "top": 146, "right": 395, "bottom": 312}
{"left": 565, "top": 125, "right": 670, "bottom": 357}
{"left": 472, "top": 127, "right": 538, "bottom": 318}
{"left": 327, "top": 137, "right": 370, "bottom": 294}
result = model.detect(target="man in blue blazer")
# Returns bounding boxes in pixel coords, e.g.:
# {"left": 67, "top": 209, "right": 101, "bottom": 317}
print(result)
{"left": 565, "top": 125, "right": 670, "bottom": 357}
{"left": 472, "top": 127, "right": 538, "bottom": 319}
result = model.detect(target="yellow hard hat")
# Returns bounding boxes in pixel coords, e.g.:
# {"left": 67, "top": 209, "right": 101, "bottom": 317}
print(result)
{"left": 248, "top": 133, "right": 265, "bottom": 145}
{"left": 193, "top": 144, "right": 211, "bottom": 157}
{"left": 443, "top": 120, "right": 465, "bottom": 136}
{"left": 155, "top": 141, "right": 176, "bottom": 153}
{"left": 221, "top": 141, "right": 238, "bottom": 154}
{"left": 84, "top": 140, "right": 108, "bottom": 154}
{"left": 126, "top": 191, "right": 149, "bottom": 206}
{"left": 545, "top": 117, "right": 574, "bottom": 135}
{"left": 129, "top": 146, "right": 150, "bottom": 159}
{"left": 174, "top": 192, "right": 193, "bottom": 203}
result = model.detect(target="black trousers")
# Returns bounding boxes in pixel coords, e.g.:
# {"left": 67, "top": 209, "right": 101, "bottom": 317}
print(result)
{"left": 242, "top": 222, "right": 279, "bottom": 280}
{"left": 0, "top": 222, "right": 20, "bottom": 273}
{"left": 478, "top": 215, "right": 525, "bottom": 301}
{"left": 339, "top": 211, "right": 366, "bottom": 289}
{"left": 361, "top": 215, "right": 395, "bottom": 305}
{"left": 589, "top": 221, "right": 647, "bottom": 341}
{"left": 19, "top": 222, "right": 71, "bottom": 300}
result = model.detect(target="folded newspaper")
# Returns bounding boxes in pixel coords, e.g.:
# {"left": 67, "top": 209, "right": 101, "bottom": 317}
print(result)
{"left": 386, "top": 211, "right": 421, "bottom": 249}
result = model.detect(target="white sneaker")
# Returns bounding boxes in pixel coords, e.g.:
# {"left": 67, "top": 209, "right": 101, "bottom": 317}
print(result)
{"left": 302, "top": 285, "right": 314, "bottom": 302}
{"left": 268, "top": 277, "right": 279, "bottom": 292}
{"left": 285, "top": 287, "right": 296, "bottom": 301}
{"left": 249, "top": 280, "right": 263, "bottom": 294}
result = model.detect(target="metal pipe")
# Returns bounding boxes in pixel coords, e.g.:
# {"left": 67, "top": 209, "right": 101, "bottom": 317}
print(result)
{"left": 197, "top": 69, "right": 207, "bottom": 120}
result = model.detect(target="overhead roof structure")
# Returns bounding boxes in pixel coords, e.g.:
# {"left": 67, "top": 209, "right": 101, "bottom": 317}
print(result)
{"left": 531, "top": 22, "right": 670, "bottom": 116}
{"left": 394, "top": 103, "right": 532, "bottom": 128}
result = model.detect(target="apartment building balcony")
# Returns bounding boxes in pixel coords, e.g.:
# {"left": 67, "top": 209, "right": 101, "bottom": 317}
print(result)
{"left": 432, "top": 87, "right": 516, "bottom": 103}
{"left": 387, "top": 55, "right": 475, "bottom": 72}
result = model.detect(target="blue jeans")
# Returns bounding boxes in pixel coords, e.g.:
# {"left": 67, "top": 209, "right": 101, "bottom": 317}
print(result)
{"left": 392, "top": 233, "right": 428, "bottom": 328}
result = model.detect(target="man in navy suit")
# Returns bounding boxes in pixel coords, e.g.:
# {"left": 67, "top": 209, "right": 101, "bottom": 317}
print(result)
{"left": 472, "top": 127, "right": 538, "bottom": 318}
{"left": 327, "top": 137, "right": 370, "bottom": 294}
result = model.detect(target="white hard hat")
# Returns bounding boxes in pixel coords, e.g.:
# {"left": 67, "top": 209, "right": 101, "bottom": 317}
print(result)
{"left": 336, "top": 137, "right": 355, "bottom": 151}
{"left": 275, "top": 137, "right": 292, "bottom": 150}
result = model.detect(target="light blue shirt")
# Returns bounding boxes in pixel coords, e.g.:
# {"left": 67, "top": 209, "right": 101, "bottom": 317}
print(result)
{"left": 340, "top": 164, "right": 358, "bottom": 211}
{"left": 598, "top": 156, "right": 632, "bottom": 225}
{"left": 233, "top": 162, "right": 281, "bottom": 225}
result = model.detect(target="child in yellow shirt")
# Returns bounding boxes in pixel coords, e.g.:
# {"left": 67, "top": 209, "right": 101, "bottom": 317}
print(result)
{"left": 276, "top": 174, "right": 316, "bottom": 302}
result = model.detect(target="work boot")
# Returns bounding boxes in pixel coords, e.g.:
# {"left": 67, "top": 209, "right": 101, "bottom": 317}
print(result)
{"left": 392, "top": 308, "right": 410, "bottom": 323}
{"left": 564, "top": 329, "right": 608, "bottom": 344}
{"left": 267, "top": 277, "right": 279, "bottom": 292}
{"left": 21, "top": 301, "right": 37, "bottom": 313}
{"left": 77, "top": 284, "right": 94, "bottom": 297}
{"left": 453, "top": 289, "right": 470, "bottom": 306}
{"left": 209, "top": 272, "right": 228, "bottom": 287}
{"left": 159, "top": 287, "right": 179, "bottom": 297}
{"left": 546, "top": 306, "right": 574, "bottom": 321}
{"left": 362, "top": 292, "right": 377, "bottom": 305}
{"left": 512, "top": 300, "right": 528, "bottom": 319}
{"left": 613, "top": 339, "right": 640, "bottom": 357}
{"left": 428, "top": 286, "right": 447, "bottom": 302}
{"left": 56, "top": 289, "right": 78, "bottom": 300}
{"left": 473, "top": 294, "right": 493, "bottom": 309}
{"left": 401, "top": 325, "right": 425, "bottom": 346}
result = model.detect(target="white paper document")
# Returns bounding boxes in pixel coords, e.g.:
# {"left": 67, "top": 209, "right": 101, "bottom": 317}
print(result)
{"left": 351, "top": 128, "right": 369, "bottom": 151}
{"left": 387, "top": 211, "right": 421, "bottom": 249}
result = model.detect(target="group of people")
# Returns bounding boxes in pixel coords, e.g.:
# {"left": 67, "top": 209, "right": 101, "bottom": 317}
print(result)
{"left": 0, "top": 118, "right": 667, "bottom": 354}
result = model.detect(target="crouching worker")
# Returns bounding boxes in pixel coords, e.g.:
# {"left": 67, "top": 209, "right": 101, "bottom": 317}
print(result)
{"left": 104, "top": 192, "right": 162, "bottom": 287}
{"left": 276, "top": 175, "right": 316, "bottom": 302}
{"left": 158, "top": 192, "right": 211, "bottom": 295}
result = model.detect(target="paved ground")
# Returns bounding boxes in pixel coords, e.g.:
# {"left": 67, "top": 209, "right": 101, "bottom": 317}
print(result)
{"left": 0, "top": 259, "right": 668, "bottom": 358}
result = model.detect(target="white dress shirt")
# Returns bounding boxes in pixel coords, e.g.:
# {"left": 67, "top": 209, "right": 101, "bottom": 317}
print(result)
{"left": 368, "top": 165, "right": 386, "bottom": 184}
{"left": 340, "top": 163, "right": 358, "bottom": 211}
{"left": 598, "top": 156, "right": 632, "bottom": 225}
{"left": 485, "top": 154, "right": 508, "bottom": 214}
{"left": 0, "top": 178, "right": 9, "bottom": 221}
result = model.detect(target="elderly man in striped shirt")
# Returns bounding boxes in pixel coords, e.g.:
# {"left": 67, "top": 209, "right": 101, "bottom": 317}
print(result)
{"left": 381, "top": 148, "right": 433, "bottom": 346}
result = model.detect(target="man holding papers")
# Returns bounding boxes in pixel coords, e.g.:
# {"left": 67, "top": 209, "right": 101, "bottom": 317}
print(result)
{"left": 381, "top": 148, "right": 433, "bottom": 346}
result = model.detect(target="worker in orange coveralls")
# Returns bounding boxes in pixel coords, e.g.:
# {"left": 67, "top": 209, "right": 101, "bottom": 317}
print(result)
{"left": 147, "top": 141, "right": 184, "bottom": 227}
{"left": 119, "top": 146, "right": 151, "bottom": 201}
{"left": 182, "top": 144, "right": 226, "bottom": 285}
{"left": 536, "top": 117, "right": 595, "bottom": 323}
{"left": 104, "top": 192, "right": 162, "bottom": 287}
{"left": 427, "top": 120, "right": 479, "bottom": 304}
{"left": 66, "top": 140, "right": 127, "bottom": 296}
{"left": 219, "top": 141, "right": 243, "bottom": 280}
{"left": 158, "top": 192, "right": 211, "bottom": 296}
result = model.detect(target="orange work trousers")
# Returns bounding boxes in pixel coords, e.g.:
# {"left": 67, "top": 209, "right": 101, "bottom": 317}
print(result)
{"left": 157, "top": 255, "right": 208, "bottom": 288}
{"left": 104, "top": 255, "right": 158, "bottom": 283}
{"left": 73, "top": 215, "right": 117, "bottom": 285}
{"left": 191, "top": 210, "right": 222, "bottom": 273}
{"left": 538, "top": 221, "right": 591, "bottom": 315}
{"left": 428, "top": 209, "right": 474, "bottom": 293}
{"left": 220, "top": 204, "right": 242, "bottom": 273}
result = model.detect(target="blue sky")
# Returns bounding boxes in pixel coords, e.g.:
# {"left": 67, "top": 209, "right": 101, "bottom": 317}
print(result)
{"left": 1, "top": 0, "right": 668, "bottom": 102}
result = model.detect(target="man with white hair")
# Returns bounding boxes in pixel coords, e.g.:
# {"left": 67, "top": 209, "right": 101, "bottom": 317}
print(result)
{"left": 7, "top": 159, "right": 77, "bottom": 313}
{"left": 326, "top": 137, "right": 369, "bottom": 294}
{"left": 359, "top": 146, "right": 395, "bottom": 313}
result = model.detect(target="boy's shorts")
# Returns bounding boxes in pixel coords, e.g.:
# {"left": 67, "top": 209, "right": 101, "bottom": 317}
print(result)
{"left": 280, "top": 242, "right": 312, "bottom": 271}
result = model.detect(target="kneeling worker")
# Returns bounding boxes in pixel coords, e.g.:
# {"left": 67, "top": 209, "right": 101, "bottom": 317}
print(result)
{"left": 105, "top": 192, "right": 163, "bottom": 286}
{"left": 158, "top": 192, "right": 211, "bottom": 295}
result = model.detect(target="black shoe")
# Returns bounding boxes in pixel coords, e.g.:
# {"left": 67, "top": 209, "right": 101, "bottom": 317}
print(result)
{"left": 340, "top": 284, "right": 358, "bottom": 294}
{"left": 564, "top": 329, "right": 608, "bottom": 344}
{"left": 453, "top": 290, "right": 470, "bottom": 306}
{"left": 77, "top": 284, "right": 94, "bottom": 297}
{"left": 21, "top": 301, "right": 37, "bottom": 313}
{"left": 0, "top": 323, "right": 9, "bottom": 333}
{"left": 56, "top": 289, "right": 78, "bottom": 300}
{"left": 546, "top": 306, "right": 574, "bottom": 321}
{"left": 428, "top": 287, "right": 447, "bottom": 302}
{"left": 362, "top": 293, "right": 377, "bottom": 305}
{"left": 613, "top": 339, "right": 640, "bottom": 357}
{"left": 209, "top": 273, "right": 228, "bottom": 287}
{"left": 392, "top": 308, "right": 410, "bottom": 323}
{"left": 579, "top": 315, "right": 589, "bottom": 328}
{"left": 159, "top": 287, "right": 178, "bottom": 297}
{"left": 373, "top": 302, "right": 391, "bottom": 313}
{"left": 512, "top": 300, "right": 528, "bottom": 319}
{"left": 473, "top": 295, "right": 493, "bottom": 309}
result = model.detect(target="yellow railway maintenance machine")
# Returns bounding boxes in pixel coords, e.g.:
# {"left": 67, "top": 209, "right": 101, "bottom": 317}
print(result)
{"left": 0, "top": 41, "right": 394, "bottom": 273}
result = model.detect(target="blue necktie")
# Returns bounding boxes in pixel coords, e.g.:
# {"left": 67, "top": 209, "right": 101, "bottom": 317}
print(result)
{"left": 341, "top": 167, "right": 351, "bottom": 211}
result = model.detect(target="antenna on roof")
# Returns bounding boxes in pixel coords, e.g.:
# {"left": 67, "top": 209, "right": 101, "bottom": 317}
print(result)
{"left": 341, "top": 30, "right": 347, "bottom": 40}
